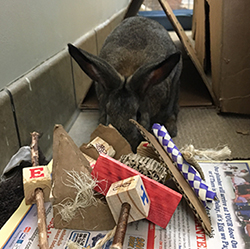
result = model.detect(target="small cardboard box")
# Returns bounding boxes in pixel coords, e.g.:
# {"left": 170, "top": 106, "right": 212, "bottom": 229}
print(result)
{"left": 192, "top": 0, "right": 250, "bottom": 114}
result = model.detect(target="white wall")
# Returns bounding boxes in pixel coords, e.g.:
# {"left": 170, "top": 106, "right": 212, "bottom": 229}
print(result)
{"left": 0, "top": 0, "right": 130, "bottom": 90}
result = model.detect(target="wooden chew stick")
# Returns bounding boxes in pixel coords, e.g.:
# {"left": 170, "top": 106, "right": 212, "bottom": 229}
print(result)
{"left": 111, "top": 203, "right": 131, "bottom": 249}
{"left": 30, "top": 132, "right": 49, "bottom": 249}
{"left": 31, "top": 132, "right": 39, "bottom": 166}
{"left": 106, "top": 175, "right": 150, "bottom": 249}
{"left": 23, "top": 165, "right": 51, "bottom": 244}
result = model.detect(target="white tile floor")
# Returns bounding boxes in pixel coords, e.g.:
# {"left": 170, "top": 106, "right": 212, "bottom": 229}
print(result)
{"left": 68, "top": 110, "right": 99, "bottom": 147}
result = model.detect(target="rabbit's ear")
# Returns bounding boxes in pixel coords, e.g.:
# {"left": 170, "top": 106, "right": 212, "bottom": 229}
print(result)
{"left": 68, "top": 44, "right": 122, "bottom": 90}
{"left": 128, "top": 52, "right": 181, "bottom": 98}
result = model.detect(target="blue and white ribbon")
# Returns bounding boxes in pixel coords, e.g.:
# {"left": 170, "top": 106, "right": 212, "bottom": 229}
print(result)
{"left": 152, "top": 123, "right": 216, "bottom": 208}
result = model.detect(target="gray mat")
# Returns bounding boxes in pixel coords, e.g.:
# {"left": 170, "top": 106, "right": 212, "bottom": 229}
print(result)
{"left": 173, "top": 107, "right": 250, "bottom": 160}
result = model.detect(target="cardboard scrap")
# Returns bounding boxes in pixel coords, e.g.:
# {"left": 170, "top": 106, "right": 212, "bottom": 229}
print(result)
{"left": 137, "top": 141, "right": 161, "bottom": 162}
{"left": 51, "top": 124, "right": 115, "bottom": 231}
{"left": 80, "top": 124, "right": 132, "bottom": 160}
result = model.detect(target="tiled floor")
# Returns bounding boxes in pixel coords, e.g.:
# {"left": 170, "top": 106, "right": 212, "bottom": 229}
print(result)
{"left": 68, "top": 110, "right": 99, "bottom": 147}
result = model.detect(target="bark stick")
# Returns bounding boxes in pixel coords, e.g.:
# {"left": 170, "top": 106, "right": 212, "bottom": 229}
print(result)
{"left": 30, "top": 132, "right": 49, "bottom": 249}
{"left": 30, "top": 132, "right": 40, "bottom": 166}
{"left": 111, "top": 202, "right": 131, "bottom": 249}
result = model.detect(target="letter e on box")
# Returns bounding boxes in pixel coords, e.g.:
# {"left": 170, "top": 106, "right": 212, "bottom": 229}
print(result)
{"left": 23, "top": 166, "right": 51, "bottom": 205}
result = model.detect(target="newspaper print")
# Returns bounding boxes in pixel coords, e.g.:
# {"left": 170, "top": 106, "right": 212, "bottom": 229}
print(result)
{"left": 1, "top": 162, "right": 250, "bottom": 249}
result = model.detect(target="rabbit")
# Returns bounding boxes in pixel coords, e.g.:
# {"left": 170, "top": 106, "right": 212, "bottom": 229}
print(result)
{"left": 68, "top": 16, "right": 182, "bottom": 152}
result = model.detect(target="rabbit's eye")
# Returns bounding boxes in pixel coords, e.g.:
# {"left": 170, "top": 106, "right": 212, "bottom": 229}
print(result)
{"left": 136, "top": 111, "right": 141, "bottom": 121}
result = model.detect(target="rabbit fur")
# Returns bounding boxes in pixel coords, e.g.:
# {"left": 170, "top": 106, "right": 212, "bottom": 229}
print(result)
{"left": 68, "top": 16, "right": 182, "bottom": 151}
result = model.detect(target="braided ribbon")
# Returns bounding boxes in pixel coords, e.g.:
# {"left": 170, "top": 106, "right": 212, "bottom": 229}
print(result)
{"left": 152, "top": 123, "right": 216, "bottom": 208}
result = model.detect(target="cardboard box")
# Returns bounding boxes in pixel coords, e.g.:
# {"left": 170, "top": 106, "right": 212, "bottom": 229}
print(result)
{"left": 193, "top": 0, "right": 250, "bottom": 114}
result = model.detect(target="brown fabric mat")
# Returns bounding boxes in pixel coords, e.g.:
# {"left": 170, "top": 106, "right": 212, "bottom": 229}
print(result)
{"left": 173, "top": 107, "right": 250, "bottom": 160}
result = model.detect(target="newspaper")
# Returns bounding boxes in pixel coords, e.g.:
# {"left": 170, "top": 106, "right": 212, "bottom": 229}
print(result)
{"left": 1, "top": 162, "right": 250, "bottom": 249}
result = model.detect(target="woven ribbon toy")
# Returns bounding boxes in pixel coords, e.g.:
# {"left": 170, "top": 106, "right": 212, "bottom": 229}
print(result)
{"left": 152, "top": 123, "right": 216, "bottom": 208}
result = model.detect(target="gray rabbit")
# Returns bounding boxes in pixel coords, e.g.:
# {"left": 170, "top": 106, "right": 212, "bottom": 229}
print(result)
{"left": 68, "top": 16, "right": 182, "bottom": 151}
